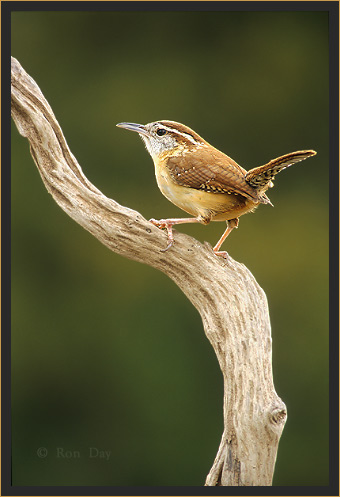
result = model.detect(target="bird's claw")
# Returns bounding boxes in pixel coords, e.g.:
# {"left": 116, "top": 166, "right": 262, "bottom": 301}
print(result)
{"left": 149, "top": 218, "right": 175, "bottom": 252}
{"left": 160, "top": 240, "right": 174, "bottom": 252}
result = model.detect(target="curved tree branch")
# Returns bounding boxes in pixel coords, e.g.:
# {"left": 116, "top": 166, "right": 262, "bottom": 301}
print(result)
{"left": 11, "top": 56, "right": 287, "bottom": 486}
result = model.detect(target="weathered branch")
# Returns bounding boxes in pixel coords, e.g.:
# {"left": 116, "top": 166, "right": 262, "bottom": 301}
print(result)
{"left": 11, "top": 56, "right": 287, "bottom": 486}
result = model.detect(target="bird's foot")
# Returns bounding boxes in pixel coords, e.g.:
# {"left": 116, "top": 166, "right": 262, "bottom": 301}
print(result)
{"left": 149, "top": 218, "right": 175, "bottom": 252}
{"left": 213, "top": 250, "right": 230, "bottom": 262}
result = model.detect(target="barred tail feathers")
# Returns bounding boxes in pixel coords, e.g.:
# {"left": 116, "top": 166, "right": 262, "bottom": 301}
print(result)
{"left": 245, "top": 150, "right": 317, "bottom": 189}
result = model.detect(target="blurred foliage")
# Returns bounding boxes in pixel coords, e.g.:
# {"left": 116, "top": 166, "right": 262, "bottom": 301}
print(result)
{"left": 11, "top": 9, "right": 328, "bottom": 487}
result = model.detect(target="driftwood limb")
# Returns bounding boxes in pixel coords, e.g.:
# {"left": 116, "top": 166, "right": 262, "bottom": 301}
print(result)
{"left": 11, "top": 56, "right": 287, "bottom": 486}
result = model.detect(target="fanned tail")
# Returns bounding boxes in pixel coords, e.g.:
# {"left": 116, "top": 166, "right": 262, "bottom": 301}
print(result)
{"left": 246, "top": 150, "right": 317, "bottom": 189}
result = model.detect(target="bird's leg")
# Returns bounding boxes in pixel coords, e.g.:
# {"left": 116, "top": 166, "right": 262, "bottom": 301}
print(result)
{"left": 149, "top": 216, "right": 207, "bottom": 252}
{"left": 213, "top": 218, "right": 239, "bottom": 258}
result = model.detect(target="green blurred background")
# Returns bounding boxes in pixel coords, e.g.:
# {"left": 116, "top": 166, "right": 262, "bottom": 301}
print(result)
{"left": 11, "top": 9, "right": 329, "bottom": 487}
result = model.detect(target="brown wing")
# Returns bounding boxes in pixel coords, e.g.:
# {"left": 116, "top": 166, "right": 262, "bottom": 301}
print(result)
{"left": 246, "top": 150, "right": 317, "bottom": 188}
{"left": 166, "top": 147, "right": 262, "bottom": 202}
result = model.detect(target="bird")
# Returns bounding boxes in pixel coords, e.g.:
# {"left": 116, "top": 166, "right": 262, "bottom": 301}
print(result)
{"left": 116, "top": 120, "right": 316, "bottom": 257}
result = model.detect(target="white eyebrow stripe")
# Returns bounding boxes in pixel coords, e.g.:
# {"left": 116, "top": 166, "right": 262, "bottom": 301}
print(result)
{"left": 159, "top": 125, "right": 200, "bottom": 145}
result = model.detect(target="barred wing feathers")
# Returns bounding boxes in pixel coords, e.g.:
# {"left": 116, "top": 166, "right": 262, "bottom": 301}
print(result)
{"left": 166, "top": 147, "right": 267, "bottom": 203}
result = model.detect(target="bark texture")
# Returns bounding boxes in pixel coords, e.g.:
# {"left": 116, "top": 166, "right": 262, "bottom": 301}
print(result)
{"left": 11, "top": 56, "right": 287, "bottom": 486}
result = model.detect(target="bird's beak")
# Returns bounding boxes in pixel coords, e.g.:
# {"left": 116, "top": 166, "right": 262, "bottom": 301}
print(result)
{"left": 116, "top": 122, "right": 149, "bottom": 137}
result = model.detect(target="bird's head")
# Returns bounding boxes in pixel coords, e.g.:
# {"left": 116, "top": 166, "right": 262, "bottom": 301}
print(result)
{"left": 116, "top": 120, "right": 206, "bottom": 159}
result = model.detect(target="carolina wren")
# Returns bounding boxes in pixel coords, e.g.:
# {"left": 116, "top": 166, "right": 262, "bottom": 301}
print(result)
{"left": 117, "top": 120, "right": 316, "bottom": 256}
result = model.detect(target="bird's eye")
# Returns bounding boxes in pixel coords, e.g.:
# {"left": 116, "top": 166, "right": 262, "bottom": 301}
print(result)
{"left": 156, "top": 128, "right": 167, "bottom": 136}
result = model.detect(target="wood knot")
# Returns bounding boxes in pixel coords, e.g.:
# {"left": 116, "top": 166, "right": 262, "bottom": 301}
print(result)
{"left": 269, "top": 406, "right": 287, "bottom": 426}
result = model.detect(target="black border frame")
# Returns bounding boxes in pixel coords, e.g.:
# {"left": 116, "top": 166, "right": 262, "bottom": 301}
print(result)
{"left": 2, "top": 2, "right": 339, "bottom": 496}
